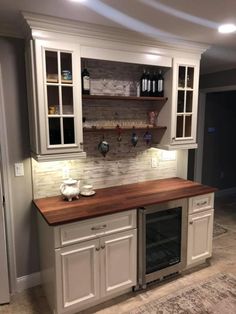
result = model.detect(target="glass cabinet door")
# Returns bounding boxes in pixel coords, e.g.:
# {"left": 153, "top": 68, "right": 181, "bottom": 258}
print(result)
{"left": 45, "top": 50, "right": 76, "bottom": 146}
{"left": 176, "top": 65, "right": 194, "bottom": 140}
{"left": 33, "top": 39, "right": 83, "bottom": 158}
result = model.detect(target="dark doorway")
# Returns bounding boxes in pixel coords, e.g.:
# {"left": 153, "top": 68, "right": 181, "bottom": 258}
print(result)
{"left": 201, "top": 91, "right": 236, "bottom": 189}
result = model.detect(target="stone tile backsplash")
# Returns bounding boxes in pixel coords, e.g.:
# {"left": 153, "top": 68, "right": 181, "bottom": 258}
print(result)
{"left": 32, "top": 147, "right": 177, "bottom": 198}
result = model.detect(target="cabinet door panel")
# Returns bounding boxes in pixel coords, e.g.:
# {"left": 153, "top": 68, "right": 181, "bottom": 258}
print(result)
{"left": 171, "top": 58, "right": 199, "bottom": 146}
{"left": 101, "top": 229, "right": 137, "bottom": 297}
{"left": 56, "top": 239, "right": 100, "bottom": 313}
{"left": 187, "top": 209, "right": 214, "bottom": 266}
{"left": 34, "top": 39, "right": 83, "bottom": 156}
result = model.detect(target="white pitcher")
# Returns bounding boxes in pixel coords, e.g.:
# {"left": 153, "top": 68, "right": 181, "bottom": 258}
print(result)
{"left": 60, "top": 178, "right": 80, "bottom": 201}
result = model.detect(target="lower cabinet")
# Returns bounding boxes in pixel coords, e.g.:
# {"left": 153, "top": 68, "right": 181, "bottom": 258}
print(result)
{"left": 38, "top": 210, "right": 137, "bottom": 314}
{"left": 187, "top": 208, "right": 214, "bottom": 266}
{"left": 55, "top": 229, "right": 137, "bottom": 313}
{"left": 55, "top": 239, "right": 100, "bottom": 313}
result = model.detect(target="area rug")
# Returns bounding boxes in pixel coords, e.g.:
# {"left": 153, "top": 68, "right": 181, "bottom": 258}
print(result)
{"left": 213, "top": 222, "right": 228, "bottom": 237}
{"left": 126, "top": 273, "right": 236, "bottom": 314}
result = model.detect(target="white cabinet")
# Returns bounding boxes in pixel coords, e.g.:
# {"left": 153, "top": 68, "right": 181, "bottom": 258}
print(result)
{"left": 26, "top": 39, "right": 85, "bottom": 161}
{"left": 158, "top": 57, "right": 200, "bottom": 150}
{"left": 38, "top": 210, "right": 137, "bottom": 314}
{"left": 187, "top": 194, "right": 214, "bottom": 266}
{"left": 56, "top": 229, "right": 137, "bottom": 313}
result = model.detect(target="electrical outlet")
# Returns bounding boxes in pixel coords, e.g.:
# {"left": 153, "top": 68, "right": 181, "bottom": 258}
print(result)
{"left": 14, "top": 163, "right": 24, "bottom": 176}
{"left": 151, "top": 157, "right": 158, "bottom": 168}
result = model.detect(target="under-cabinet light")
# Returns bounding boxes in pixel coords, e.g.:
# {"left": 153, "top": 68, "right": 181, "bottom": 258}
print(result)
{"left": 146, "top": 54, "right": 161, "bottom": 61}
{"left": 218, "top": 23, "right": 236, "bottom": 34}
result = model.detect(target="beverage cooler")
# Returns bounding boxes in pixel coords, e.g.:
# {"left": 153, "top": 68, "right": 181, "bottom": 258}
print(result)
{"left": 137, "top": 199, "right": 188, "bottom": 288}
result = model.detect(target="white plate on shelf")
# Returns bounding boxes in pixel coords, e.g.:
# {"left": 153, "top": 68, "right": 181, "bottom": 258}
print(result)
{"left": 80, "top": 191, "right": 96, "bottom": 197}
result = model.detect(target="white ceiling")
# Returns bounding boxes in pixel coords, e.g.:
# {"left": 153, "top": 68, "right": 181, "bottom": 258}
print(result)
{"left": 1, "top": 0, "right": 236, "bottom": 74}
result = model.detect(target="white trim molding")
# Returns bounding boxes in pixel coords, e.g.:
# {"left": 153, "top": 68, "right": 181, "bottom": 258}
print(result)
{"left": 16, "top": 272, "right": 41, "bottom": 293}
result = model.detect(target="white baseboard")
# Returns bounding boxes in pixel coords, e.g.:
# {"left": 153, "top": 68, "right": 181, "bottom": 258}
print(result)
{"left": 16, "top": 272, "right": 41, "bottom": 292}
{"left": 215, "top": 187, "right": 236, "bottom": 197}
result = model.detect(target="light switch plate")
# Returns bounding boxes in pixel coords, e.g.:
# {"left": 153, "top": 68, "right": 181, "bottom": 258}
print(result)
{"left": 14, "top": 163, "right": 24, "bottom": 177}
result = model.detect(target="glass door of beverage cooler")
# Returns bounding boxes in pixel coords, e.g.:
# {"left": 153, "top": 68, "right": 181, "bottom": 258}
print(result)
{"left": 146, "top": 207, "right": 182, "bottom": 274}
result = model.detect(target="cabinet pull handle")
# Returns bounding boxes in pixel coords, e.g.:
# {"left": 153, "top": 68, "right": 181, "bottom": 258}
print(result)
{"left": 197, "top": 201, "right": 207, "bottom": 206}
{"left": 189, "top": 221, "right": 193, "bottom": 225}
{"left": 95, "top": 247, "right": 100, "bottom": 251}
{"left": 91, "top": 224, "right": 107, "bottom": 231}
{"left": 101, "top": 245, "right": 105, "bottom": 249}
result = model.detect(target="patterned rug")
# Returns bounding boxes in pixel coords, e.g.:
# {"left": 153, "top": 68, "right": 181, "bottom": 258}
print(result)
{"left": 213, "top": 222, "right": 228, "bottom": 237}
{"left": 126, "top": 273, "right": 236, "bottom": 314}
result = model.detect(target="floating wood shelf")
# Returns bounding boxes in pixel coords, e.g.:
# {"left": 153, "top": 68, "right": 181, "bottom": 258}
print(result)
{"left": 82, "top": 95, "right": 168, "bottom": 101}
{"left": 83, "top": 126, "right": 167, "bottom": 132}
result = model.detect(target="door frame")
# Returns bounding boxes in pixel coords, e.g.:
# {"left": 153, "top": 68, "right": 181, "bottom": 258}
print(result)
{"left": 0, "top": 64, "right": 17, "bottom": 295}
{"left": 194, "top": 85, "right": 236, "bottom": 183}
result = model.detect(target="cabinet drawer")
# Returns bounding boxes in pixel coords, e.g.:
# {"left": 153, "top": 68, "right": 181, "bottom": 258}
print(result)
{"left": 54, "top": 210, "right": 137, "bottom": 248}
{"left": 188, "top": 193, "right": 214, "bottom": 214}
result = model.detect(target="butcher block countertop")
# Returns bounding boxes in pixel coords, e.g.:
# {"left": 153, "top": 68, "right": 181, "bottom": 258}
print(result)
{"left": 34, "top": 177, "right": 217, "bottom": 226}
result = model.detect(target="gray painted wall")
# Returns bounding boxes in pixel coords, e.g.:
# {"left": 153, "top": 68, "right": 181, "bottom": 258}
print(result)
{"left": 0, "top": 37, "right": 39, "bottom": 278}
{"left": 200, "top": 68, "right": 236, "bottom": 89}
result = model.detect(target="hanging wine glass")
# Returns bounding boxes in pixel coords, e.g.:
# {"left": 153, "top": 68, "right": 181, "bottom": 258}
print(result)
{"left": 98, "top": 134, "right": 109, "bottom": 157}
{"left": 143, "top": 127, "right": 152, "bottom": 145}
{"left": 131, "top": 127, "right": 138, "bottom": 147}
{"left": 116, "top": 125, "right": 122, "bottom": 145}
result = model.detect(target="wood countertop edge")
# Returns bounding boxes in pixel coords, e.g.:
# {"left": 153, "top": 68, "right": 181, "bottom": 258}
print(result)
{"left": 34, "top": 178, "right": 218, "bottom": 226}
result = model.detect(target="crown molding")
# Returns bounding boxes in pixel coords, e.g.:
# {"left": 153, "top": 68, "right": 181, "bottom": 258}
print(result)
{"left": 22, "top": 11, "right": 209, "bottom": 56}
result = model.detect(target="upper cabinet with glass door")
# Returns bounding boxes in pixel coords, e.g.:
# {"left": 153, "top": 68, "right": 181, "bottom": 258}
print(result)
{"left": 171, "top": 58, "right": 200, "bottom": 148}
{"left": 27, "top": 40, "right": 85, "bottom": 161}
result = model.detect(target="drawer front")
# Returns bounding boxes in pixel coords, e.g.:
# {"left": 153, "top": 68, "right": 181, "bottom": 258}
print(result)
{"left": 188, "top": 193, "right": 214, "bottom": 214}
{"left": 54, "top": 210, "right": 137, "bottom": 248}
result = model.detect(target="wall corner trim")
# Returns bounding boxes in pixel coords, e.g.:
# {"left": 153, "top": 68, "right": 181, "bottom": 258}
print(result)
{"left": 16, "top": 272, "right": 41, "bottom": 292}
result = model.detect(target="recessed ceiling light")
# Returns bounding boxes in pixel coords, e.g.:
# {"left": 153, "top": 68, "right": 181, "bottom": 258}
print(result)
{"left": 218, "top": 23, "right": 236, "bottom": 34}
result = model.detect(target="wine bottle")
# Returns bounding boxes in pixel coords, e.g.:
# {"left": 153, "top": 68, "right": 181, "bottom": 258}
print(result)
{"left": 140, "top": 69, "right": 147, "bottom": 96}
{"left": 147, "top": 71, "right": 151, "bottom": 96}
{"left": 81, "top": 67, "right": 90, "bottom": 95}
{"left": 151, "top": 72, "right": 157, "bottom": 97}
{"left": 157, "top": 70, "right": 164, "bottom": 97}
